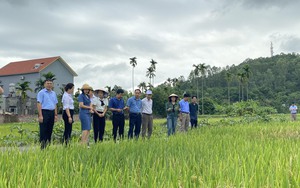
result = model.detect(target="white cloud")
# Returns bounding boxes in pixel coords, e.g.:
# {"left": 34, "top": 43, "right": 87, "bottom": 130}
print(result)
{"left": 1, "top": 0, "right": 300, "bottom": 91}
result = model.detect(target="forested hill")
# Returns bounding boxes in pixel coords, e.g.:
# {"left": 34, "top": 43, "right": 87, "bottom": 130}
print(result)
{"left": 152, "top": 53, "right": 300, "bottom": 115}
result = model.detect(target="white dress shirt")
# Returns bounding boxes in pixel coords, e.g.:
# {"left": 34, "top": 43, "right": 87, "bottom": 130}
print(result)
{"left": 91, "top": 97, "right": 108, "bottom": 112}
{"left": 142, "top": 98, "right": 153, "bottom": 114}
{"left": 62, "top": 92, "right": 74, "bottom": 110}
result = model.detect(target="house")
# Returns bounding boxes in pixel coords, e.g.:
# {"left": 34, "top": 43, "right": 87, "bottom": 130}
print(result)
{"left": 0, "top": 56, "right": 77, "bottom": 115}
{"left": 0, "top": 56, "right": 78, "bottom": 98}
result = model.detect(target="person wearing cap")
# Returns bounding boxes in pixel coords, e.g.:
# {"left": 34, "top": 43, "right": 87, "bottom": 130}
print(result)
{"left": 62, "top": 83, "right": 75, "bottom": 145}
{"left": 91, "top": 88, "right": 108, "bottom": 142}
{"left": 78, "top": 84, "right": 94, "bottom": 146}
{"left": 166, "top": 94, "right": 180, "bottom": 136}
{"left": 179, "top": 93, "right": 191, "bottom": 132}
{"left": 289, "top": 102, "right": 298, "bottom": 121}
{"left": 126, "top": 88, "right": 142, "bottom": 139}
{"left": 37, "top": 79, "right": 58, "bottom": 149}
{"left": 109, "top": 88, "right": 126, "bottom": 141}
{"left": 141, "top": 90, "right": 153, "bottom": 139}
{"left": 189, "top": 96, "right": 199, "bottom": 128}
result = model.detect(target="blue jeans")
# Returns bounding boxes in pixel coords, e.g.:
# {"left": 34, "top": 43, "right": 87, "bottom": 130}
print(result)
{"left": 167, "top": 115, "right": 177, "bottom": 136}
{"left": 128, "top": 113, "right": 142, "bottom": 139}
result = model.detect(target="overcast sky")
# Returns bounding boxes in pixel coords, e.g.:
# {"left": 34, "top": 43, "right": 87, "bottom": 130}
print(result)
{"left": 1, "top": 0, "right": 300, "bottom": 91}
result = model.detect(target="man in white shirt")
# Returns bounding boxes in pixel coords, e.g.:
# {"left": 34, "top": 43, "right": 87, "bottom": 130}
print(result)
{"left": 289, "top": 102, "right": 298, "bottom": 121}
{"left": 141, "top": 90, "right": 153, "bottom": 139}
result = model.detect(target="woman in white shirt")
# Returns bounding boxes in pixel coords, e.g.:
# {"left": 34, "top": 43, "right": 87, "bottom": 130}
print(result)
{"left": 91, "top": 88, "right": 108, "bottom": 142}
{"left": 62, "top": 83, "right": 75, "bottom": 145}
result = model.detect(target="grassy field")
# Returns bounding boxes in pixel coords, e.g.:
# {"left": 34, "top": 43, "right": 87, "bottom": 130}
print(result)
{"left": 1, "top": 115, "right": 300, "bottom": 187}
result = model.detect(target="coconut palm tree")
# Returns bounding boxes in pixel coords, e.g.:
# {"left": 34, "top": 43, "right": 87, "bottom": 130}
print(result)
{"left": 16, "top": 81, "right": 33, "bottom": 115}
{"left": 129, "top": 57, "right": 137, "bottom": 92}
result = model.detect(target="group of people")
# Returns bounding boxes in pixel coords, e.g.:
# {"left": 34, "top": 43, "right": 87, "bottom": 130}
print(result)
{"left": 36, "top": 78, "right": 202, "bottom": 149}
{"left": 166, "top": 93, "right": 199, "bottom": 136}
{"left": 37, "top": 79, "right": 156, "bottom": 149}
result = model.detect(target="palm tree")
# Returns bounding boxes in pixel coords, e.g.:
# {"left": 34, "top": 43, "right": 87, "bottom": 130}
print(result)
{"left": 129, "top": 57, "right": 137, "bottom": 92}
{"left": 242, "top": 65, "right": 251, "bottom": 100}
{"left": 150, "top": 59, "right": 157, "bottom": 85}
{"left": 237, "top": 72, "right": 246, "bottom": 101}
{"left": 146, "top": 82, "right": 154, "bottom": 90}
{"left": 146, "top": 67, "right": 155, "bottom": 85}
{"left": 16, "top": 81, "right": 33, "bottom": 115}
{"left": 193, "top": 64, "right": 200, "bottom": 101}
{"left": 35, "top": 72, "right": 56, "bottom": 92}
{"left": 225, "top": 72, "right": 232, "bottom": 105}
{"left": 138, "top": 82, "right": 147, "bottom": 93}
{"left": 199, "top": 63, "right": 208, "bottom": 115}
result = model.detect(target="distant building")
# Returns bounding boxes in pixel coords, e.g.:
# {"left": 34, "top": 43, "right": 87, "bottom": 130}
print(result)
{"left": 0, "top": 56, "right": 77, "bottom": 98}
{"left": 0, "top": 56, "right": 78, "bottom": 114}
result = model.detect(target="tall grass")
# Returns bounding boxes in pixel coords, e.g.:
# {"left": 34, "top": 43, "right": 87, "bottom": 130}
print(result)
{"left": 1, "top": 120, "right": 300, "bottom": 187}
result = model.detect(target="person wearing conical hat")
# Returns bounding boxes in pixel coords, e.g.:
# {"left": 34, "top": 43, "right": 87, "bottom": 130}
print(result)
{"left": 91, "top": 88, "right": 109, "bottom": 142}
{"left": 166, "top": 93, "right": 180, "bottom": 136}
{"left": 78, "top": 84, "right": 94, "bottom": 147}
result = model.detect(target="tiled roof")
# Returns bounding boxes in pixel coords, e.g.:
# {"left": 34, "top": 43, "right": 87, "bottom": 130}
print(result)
{"left": 0, "top": 56, "right": 60, "bottom": 76}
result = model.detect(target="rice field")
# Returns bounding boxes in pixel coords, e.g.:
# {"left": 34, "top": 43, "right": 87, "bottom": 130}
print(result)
{"left": 1, "top": 116, "right": 300, "bottom": 187}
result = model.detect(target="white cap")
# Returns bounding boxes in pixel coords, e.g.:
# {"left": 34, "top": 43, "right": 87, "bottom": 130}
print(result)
{"left": 146, "top": 90, "right": 152, "bottom": 95}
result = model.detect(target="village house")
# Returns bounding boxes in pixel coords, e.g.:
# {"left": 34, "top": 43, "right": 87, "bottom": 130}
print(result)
{"left": 0, "top": 56, "right": 77, "bottom": 114}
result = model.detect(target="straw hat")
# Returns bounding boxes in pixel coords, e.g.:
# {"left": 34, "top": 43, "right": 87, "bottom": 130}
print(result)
{"left": 168, "top": 93, "right": 178, "bottom": 98}
{"left": 81, "top": 83, "right": 92, "bottom": 90}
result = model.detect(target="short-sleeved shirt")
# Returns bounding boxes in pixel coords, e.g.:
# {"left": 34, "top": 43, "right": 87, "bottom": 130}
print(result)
{"left": 78, "top": 93, "right": 91, "bottom": 113}
{"left": 37, "top": 88, "right": 58, "bottom": 110}
{"left": 189, "top": 103, "right": 198, "bottom": 120}
{"left": 179, "top": 99, "right": 190, "bottom": 113}
{"left": 91, "top": 97, "right": 108, "bottom": 112}
{"left": 62, "top": 92, "right": 74, "bottom": 110}
{"left": 290, "top": 105, "right": 297, "bottom": 114}
{"left": 142, "top": 98, "right": 153, "bottom": 114}
{"left": 127, "top": 96, "right": 142, "bottom": 113}
{"left": 109, "top": 97, "right": 125, "bottom": 114}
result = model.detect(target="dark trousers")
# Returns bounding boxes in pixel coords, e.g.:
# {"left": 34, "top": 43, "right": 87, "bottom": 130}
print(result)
{"left": 62, "top": 109, "right": 74, "bottom": 145}
{"left": 93, "top": 112, "right": 106, "bottom": 142}
{"left": 39, "top": 109, "right": 55, "bottom": 149}
{"left": 112, "top": 114, "right": 125, "bottom": 141}
{"left": 128, "top": 113, "right": 142, "bottom": 139}
{"left": 191, "top": 118, "right": 198, "bottom": 128}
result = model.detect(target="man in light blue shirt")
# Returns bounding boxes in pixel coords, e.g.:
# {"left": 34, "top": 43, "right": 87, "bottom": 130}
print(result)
{"left": 126, "top": 89, "right": 142, "bottom": 139}
{"left": 289, "top": 102, "right": 297, "bottom": 121}
{"left": 179, "top": 93, "right": 190, "bottom": 132}
{"left": 37, "top": 79, "right": 58, "bottom": 149}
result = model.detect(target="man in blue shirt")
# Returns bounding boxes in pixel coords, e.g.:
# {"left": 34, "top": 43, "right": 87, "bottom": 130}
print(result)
{"left": 126, "top": 88, "right": 142, "bottom": 139}
{"left": 289, "top": 102, "right": 298, "bottom": 121}
{"left": 37, "top": 79, "right": 58, "bottom": 149}
{"left": 179, "top": 93, "right": 190, "bottom": 132}
{"left": 109, "top": 89, "right": 126, "bottom": 141}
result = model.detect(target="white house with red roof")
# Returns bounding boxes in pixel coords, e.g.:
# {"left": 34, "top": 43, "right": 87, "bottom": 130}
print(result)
{"left": 0, "top": 56, "right": 77, "bottom": 115}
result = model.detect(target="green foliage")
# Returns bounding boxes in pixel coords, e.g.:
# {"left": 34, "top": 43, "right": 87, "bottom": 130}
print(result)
{"left": 222, "top": 100, "right": 277, "bottom": 116}
{"left": 199, "top": 97, "right": 216, "bottom": 115}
